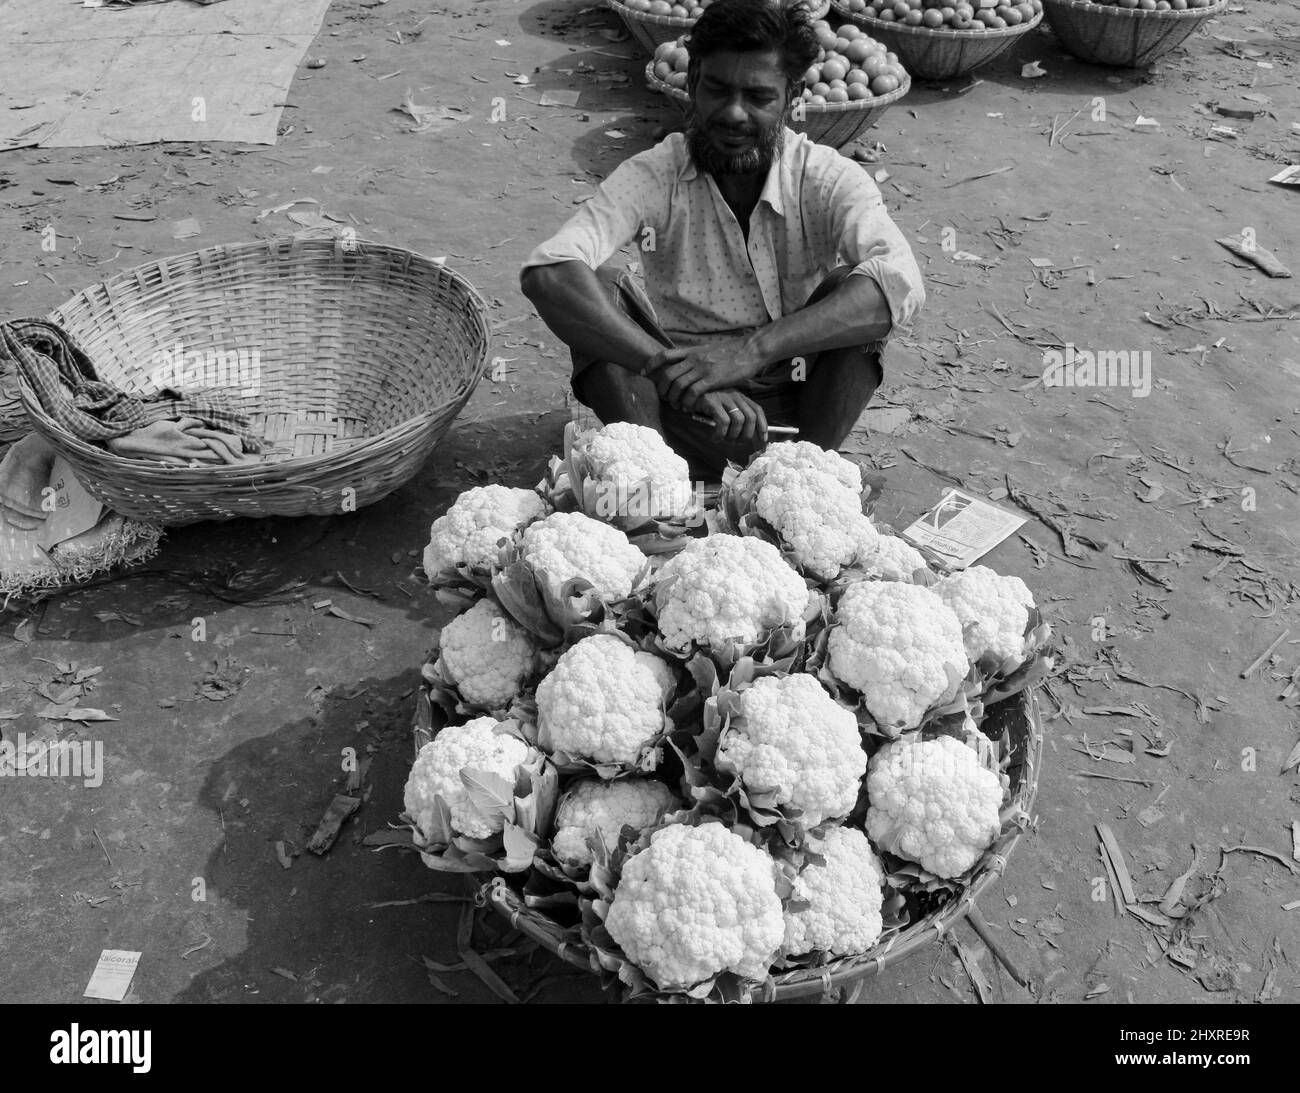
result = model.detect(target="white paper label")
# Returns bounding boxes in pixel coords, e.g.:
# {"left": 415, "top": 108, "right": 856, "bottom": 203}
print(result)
{"left": 901, "top": 488, "right": 1027, "bottom": 570}
{"left": 84, "top": 949, "right": 141, "bottom": 1001}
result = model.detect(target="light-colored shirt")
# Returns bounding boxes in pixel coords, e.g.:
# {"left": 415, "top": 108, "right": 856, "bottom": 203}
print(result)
{"left": 521, "top": 128, "right": 925, "bottom": 348}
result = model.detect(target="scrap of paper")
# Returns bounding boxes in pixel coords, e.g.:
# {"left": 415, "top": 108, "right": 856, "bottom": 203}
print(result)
{"left": 901, "top": 488, "right": 1028, "bottom": 569}
{"left": 84, "top": 949, "right": 142, "bottom": 1001}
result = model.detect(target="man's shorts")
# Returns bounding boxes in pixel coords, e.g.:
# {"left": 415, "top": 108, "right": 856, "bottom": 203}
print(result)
{"left": 569, "top": 264, "right": 878, "bottom": 478}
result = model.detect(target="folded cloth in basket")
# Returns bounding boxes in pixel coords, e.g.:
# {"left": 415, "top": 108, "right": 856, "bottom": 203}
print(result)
{"left": 0, "top": 318, "right": 262, "bottom": 455}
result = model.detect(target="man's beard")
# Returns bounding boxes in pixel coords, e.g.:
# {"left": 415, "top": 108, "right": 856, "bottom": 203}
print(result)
{"left": 686, "top": 107, "right": 786, "bottom": 178}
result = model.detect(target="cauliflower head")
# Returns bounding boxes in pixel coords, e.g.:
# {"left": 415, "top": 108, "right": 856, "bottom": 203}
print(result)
{"left": 535, "top": 634, "right": 676, "bottom": 766}
{"left": 604, "top": 822, "right": 785, "bottom": 988}
{"left": 935, "top": 565, "right": 1035, "bottom": 665}
{"left": 404, "top": 716, "right": 530, "bottom": 841}
{"left": 423, "top": 485, "right": 550, "bottom": 577}
{"left": 781, "top": 826, "right": 885, "bottom": 958}
{"left": 550, "top": 777, "right": 679, "bottom": 865}
{"left": 749, "top": 466, "right": 872, "bottom": 582}
{"left": 580, "top": 422, "right": 693, "bottom": 520}
{"left": 827, "top": 581, "right": 967, "bottom": 731}
{"left": 521, "top": 511, "right": 647, "bottom": 602}
{"left": 654, "top": 534, "right": 812, "bottom": 654}
{"left": 865, "top": 734, "right": 1003, "bottom": 879}
{"left": 745, "top": 441, "right": 863, "bottom": 493}
{"left": 717, "top": 673, "right": 865, "bottom": 828}
{"left": 857, "top": 533, "right": 927, "bottom": 582}
{"left": 437, "top": 597, "right": 537, "bottom": 710}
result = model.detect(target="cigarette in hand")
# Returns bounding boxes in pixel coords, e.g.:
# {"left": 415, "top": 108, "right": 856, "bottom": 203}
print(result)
{"left": 690, "top": 413, "right": 798, "bottom": 435}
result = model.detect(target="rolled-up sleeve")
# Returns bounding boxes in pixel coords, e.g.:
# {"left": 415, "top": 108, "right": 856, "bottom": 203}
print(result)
{"left": 520, "top": 151, "right": 668, "bottom": 275}
{"left": 819, "top": 162, "right": 926, "bottom": 337}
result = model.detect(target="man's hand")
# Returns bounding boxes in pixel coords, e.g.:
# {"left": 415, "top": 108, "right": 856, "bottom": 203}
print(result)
{"left": 697, "top": 388, "right": 768, "bottom": 445}
{"left": 646, "top": 336, "right": 765, "bottom": 412}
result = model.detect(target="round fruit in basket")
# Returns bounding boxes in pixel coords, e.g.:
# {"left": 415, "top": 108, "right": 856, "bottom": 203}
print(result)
{"left": 624, "top": 0, "right": 709, "bottom": 14}
{"left": 849, "top": 0, "right": 1042, "bottom": 25}
{"left": 798, "top": 19, "right": 905, "bottom": 102}
{"left": 651, "top": 38, "right": 693, "bottom": 88}
{"left": 1082, "top": 0, "right": 1214, "bottom": 6}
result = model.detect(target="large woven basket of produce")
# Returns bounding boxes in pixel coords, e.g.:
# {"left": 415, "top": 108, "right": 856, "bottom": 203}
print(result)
{"left": 17, "top": 236, "right": 489, "bottom": 526}
{"left": 833, "top": 0, "right": 1044, "bottom": 81}
{"left": 401, "top": 422, "right": 1052, "bottom": 1003}
{"left": 647, "top": 19, "right": 910, "bottom": 150}
{"left": 1040, "top": 0, "right": 1226, "bottom": 68}
{"left": 611, "top": 0, "right": 833, "bottom": 56}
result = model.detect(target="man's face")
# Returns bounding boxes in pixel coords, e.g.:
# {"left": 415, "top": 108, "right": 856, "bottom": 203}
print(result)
{"left": 687, "top": 48, "right": 790, "bottom": 178}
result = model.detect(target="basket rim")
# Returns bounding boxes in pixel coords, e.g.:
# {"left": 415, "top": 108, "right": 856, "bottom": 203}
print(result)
{"left": 482, "top": 686, "right": 1046, "bottom": 1000}
{"left": 608, "top": 0, "right": 832, "bottom": 27}
{"left": 17, "top": 235, "right": 491, "bottom": 478}
{"left": 831, "top": 2, "right": 1045, "bottom": 38}
{"left": 645, "top": 57, "right": 912, "bottom": 111}
{"left": 1040, "top": 0, "right": 1227, "bottom": 16}
{"left": 606, "top": 0, "right": 702, "bottom": 28}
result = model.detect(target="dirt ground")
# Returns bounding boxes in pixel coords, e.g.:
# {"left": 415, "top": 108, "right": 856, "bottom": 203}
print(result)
{"left": 1, "top": 0, "right": 1298, "bottom": 1006}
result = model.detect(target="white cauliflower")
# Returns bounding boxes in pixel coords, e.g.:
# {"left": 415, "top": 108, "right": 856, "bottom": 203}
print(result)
{"left": 436, "top": 598, "right": 537, "bottom": 710}
{"left": 521, "top": 511, "right": 647, "bottom": 602}
{"left": 578, "top": 421, "right": 694, "bottom": 520}
{"left": 535, "top": 634, "right": 676, "bottom": 767}
{"left": 782, "top": 826, "right": 885, "bottom": 958}
{"left": 423, "top": 485, "right": 550, "bottom": 577}
{"left": 604, "top": 822, "right": 785, "bottom": 988}
{"left": 857, "top": 533, "right": 927, "bottom": 582}
{"left": 827, "top": 581, "right": 967, "bottom": 732}
{"left": 935, "top": 565, "right": 1035, "bottom": 665}
{"left": 550, "top": 778, "right": 679, "bottom": 865}
{"left": 865, "top": 734, "right": 1003, "bottom": 879}
{"left": 653, "top": 534, "right": 812, "bottom": 654}
{"left": 404, "top": 716, "right": 529, "bottom": 841}
{"left": 730, "top": 442, "right": 871, "bottom": 581}
{"left": 747, "top": 440, "right": 862, "bottom": 492}
{"left": 717, "top": 673, "right": 865, "bottom": 828}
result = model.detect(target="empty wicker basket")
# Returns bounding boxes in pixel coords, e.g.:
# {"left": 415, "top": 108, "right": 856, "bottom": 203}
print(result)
{"left": 1041, "top": 0, "right": 1227, "bottom": 68}
{"left": 17, "top": 237, "right": 490, "bottom": 526}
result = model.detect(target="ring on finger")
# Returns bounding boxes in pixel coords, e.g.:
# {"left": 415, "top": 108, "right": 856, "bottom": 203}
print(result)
{"left": 727, "top": 407, "right": 744, "bottom": 416}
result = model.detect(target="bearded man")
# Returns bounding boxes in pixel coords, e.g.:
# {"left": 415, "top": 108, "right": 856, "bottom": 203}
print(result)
{"left": 520, "top": 0, "right": 924, "bottom": 479}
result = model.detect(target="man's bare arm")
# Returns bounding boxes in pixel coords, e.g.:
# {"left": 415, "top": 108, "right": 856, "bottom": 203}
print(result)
{"left": 743, "top": 273, "right": 892, "bottom": 369}
{"left": 651, "top": 274, "right": 893, "bottom": 410}
{"left": 520, "top": 261, "right": 679, "bottom": 375}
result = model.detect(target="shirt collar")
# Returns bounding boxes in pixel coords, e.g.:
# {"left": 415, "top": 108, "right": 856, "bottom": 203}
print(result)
{"left": 676, "top": 127, "right": 798, "bottom": 219}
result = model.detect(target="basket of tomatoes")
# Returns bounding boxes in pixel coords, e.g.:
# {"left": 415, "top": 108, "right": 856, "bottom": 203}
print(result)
{"left": 832, "top": 0, "right": 1045, "bottom": 81}
{"left": 1040, "top": 0, "right": 1226, "bottom": 68}
{"left": 611, "top": 0, "right": 834, "bottom": 57}
{"left": 647, "top": 19, "right": 910, "bottom": 150}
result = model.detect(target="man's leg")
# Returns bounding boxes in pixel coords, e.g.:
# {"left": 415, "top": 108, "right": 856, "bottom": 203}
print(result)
{"left": 792, "top": 267, "right": 884, "bottom": 450}
{"left": 570, "top": 265, "right": 669, "bottom": 431}
{"left": 575, "top": 360, "right": 663, "bottom": 432}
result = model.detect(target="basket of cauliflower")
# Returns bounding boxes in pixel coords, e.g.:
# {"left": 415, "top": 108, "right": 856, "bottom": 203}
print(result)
{"left": 401, "top": 426, "right": 1049, "bottom": 1002}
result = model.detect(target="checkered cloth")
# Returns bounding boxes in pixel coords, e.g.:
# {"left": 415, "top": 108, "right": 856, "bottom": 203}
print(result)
{"left": 0, "top": 318, "right": 261, "bottom": 453}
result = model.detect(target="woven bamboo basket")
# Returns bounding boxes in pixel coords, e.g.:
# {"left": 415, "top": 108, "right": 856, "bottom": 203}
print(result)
{"left": 610, "top": 0, "right": 832, "bottom": 57}
{"left": 1041, "top": 0, "right": 1226, "bottom": 67}
{"left": 16, "top": 237, "right": 490, "bottom": 526}
{"left": 646, "top": 60, "right": 910, "bottom": 148}
{"left": 831, "top": 2, "right": 1044, "bottom": 80}
{"left": 408, "top": 683, "right": 1042, "bottom": 1002}
{"left": 472, "top": 688, "right": 1043, "bottom": 1002}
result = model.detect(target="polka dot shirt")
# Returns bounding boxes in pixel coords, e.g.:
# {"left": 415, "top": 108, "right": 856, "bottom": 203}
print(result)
{"left": 522, "top": 129, "right": 925, "bottom": 348}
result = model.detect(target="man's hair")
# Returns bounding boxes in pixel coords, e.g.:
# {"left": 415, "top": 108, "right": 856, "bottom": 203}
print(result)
{"left": 686, "top": 0, "right": 821, "bottom": 100}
